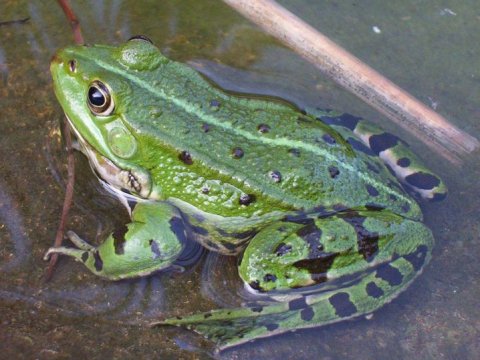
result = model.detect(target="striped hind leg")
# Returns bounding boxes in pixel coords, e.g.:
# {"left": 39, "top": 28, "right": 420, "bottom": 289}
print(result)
{"left": 153, "top": 211, "right": 434, "bottom": 350}
{"left": 310, "top": 109, "right": 447, "bottom": 201}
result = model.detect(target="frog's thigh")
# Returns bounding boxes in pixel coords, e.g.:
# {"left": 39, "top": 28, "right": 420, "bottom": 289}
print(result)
{"left": 313, "top": 110, "right": 446, "bottom": 200}
{"left": 46, "top": 202, "right": 188, "bottom": 280}
{"left": 239, "top": 211, "right": 434, "bottom": 293}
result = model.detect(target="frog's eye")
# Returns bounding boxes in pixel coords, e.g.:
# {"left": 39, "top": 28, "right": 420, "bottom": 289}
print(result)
{"left": 87, "top": 80, "right": 114, "bottom": 116}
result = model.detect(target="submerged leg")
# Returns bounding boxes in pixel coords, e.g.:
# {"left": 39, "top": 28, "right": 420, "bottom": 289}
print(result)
{"left": 311, "top": 109, "right": 447, "bottom": 201}
{"left": 154, "top": 210, "right": 433, "bottom": 350}
{"left": 44, "top": 202, "right": 188, "bottom": 280}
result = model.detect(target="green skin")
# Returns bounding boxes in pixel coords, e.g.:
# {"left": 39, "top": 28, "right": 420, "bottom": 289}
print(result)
{"left": 46, "top": 38, "right": 446, "bottom": 350}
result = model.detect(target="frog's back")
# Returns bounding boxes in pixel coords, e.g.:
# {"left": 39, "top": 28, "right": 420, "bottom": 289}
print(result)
{"left": 88, "top": 41, "right": 420, "bottom": 219}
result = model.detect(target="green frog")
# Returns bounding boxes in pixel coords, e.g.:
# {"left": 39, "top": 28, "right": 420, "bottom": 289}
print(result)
{"left": 46, "top": 36, "right": 446, "bottom": 350}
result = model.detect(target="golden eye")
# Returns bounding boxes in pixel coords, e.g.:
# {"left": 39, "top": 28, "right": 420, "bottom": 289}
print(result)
{"left": 87, "top": 80, "right": 114, "bottom": 116}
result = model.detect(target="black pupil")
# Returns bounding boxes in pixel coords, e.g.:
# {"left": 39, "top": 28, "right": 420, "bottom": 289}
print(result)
{"left": 88, "top": 86, "right": 105, "bottom": 106}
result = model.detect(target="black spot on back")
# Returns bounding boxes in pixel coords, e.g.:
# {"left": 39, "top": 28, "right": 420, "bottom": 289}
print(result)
{"left": 266, "top": 323, "right": 279, "bottom": 331}
{"left": 366, "top": 184, "right": 379, "bottom": 197}
{"left": 366, "top": 281, "right": 384, "bottom": 298}
{"left": 397, "top": 157, "right": 411, "bottom": 167}
{"left": 322, "top": 133, "right": 336, "bottom": 145}
{"left": 113, "top": 224, "right": 128, "bottom": 255}
{"left": 347, "top": 137, "right": 375, "bottom": 155}
{"left": 376, "top": 263, "right": 403, "bottom": 286}
{"left": 232, "top": 147, "right": 244, "bottom": 159}
{"left": 93, "top": 251, "right": 103, "bottom": 272}
{"left": 288, "top": 148, "right": 301, "bottom": 157}
{"left": 191, "top": 225, "right": 209, "bottom": 236}
{"left": 300, "top": 306, "right": 315, "bottom": 321}
{"left": 405, "top": 172, "right": 440, "bottom": 190}
{"left": 340, "top": 213, "right": 379, "bottom": 261}
{"left": 81, "top": 252, "right": 89, "bottom": 263}
{"left": 432, "top": 192, "right": 447, "bottom": 202}
{"left": 179, "top": 150, "right": 193, "bottom": 165}
{"left": 169, "top": 217, "right": 187, "bottom": 244}
{"left": 149, "top": 239, "right": 162, "bottom": 259}
{"left": 263, "top": 274, "right": 277, "bottom": 282}
{"left": 269, "top": 170, "right": 282, "bottom": 183}
{"left": 296, "top": 223, "right": 324, "bottom": 258}
{"left": 210, "top": 99, "right": 220, "bottom": 107}
{"left": 328, "top": 166, "right": 340, "bottom": 178}
{"left": 322, "top": 113, "right": 361, "bottom": 130}
{"left": 369, "top": 133, "right": 400, "bottom": 155}
{"left": 403, "top": 245, "right": 428, "bottom": 271}
{"left": 288, "top": 297, "right": 308, "bottom": 310}
{"left": 239, "top": 194, "right": 255, "bottom": 206}
{"left": 201, "top": 123, "right": 210, "bottom": 132}
{"left": 257, "top": 123, "right": 271, "bottom": 133}
{"left": 275, "top": 243, "right": 292, "bottom": 256}
{"left": 329, "top": 292, "right": 357, "bottom": 317}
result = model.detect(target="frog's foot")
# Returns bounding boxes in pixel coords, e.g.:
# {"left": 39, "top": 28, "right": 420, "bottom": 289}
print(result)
{"left": 44, "top": 202, "right": 188, "bottom": 280}
{"left": 312, "top": 110, "right": 447, "bottom": 201}
{"left": 154, "top": 210, "right": 434, "bottom": 350}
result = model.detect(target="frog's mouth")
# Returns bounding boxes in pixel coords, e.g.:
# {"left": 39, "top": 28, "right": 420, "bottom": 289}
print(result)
{"left": 64, "top": 115, "right": 151, "bottom": 201}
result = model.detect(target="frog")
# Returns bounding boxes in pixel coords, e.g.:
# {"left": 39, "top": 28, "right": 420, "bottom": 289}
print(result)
{"left": 45, "top": 36, "right": 446, "bottom": 350}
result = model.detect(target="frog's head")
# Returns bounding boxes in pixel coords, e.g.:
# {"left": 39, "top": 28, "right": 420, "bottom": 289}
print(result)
{"left": 50, "top": 36, "right": 168, "bottom": 200}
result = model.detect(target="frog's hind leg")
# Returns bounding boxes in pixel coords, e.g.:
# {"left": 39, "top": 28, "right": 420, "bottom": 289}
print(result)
{"left": 154, "top": 211, "right": 434, "bottom": 350}
{"left": 313, "top": 110, "right": 447, "bottom": 201}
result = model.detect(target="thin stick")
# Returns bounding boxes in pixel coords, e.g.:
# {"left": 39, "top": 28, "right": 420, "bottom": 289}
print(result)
{"left": 45, "top": 121, "right": 76, "bottom": 281}
{"left": 0, "top": 17, "right": 29, "bottom": 27}
{"left": 222, "top": 0, "right": 478, "bottom": 164}
{"left": 57, "top": 0, "right": 84, "bottom": 44}
{"left": 45, "top": 0, "right": 83, "bottom": 281}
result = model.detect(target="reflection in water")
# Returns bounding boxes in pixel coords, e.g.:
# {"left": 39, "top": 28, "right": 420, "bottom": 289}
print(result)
{"left": 0, "top": 184, "right": 30, "bottom": 272}
{"left": 0, "top": 276, "right": 166, "bottom": 321}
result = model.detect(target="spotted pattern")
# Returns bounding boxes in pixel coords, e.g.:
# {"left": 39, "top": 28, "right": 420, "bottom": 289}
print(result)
{"left": 275, "top": 243, "right": 292, "bottom": 256}
{"left": 365, "top": 184, "right": 379, "bottom": 197}
{"left": 405, "top": 172, "right": 440, "bottom": 190}
{"left": 81, "top": 251, "right": 89, "bottom": 262}
{"left": 149, "top": 239, "right": 161, "bottom": 259}
{"left": 300, "top": 306, "right": 315, "bottom": 321}
{"left": 113, "top": 224, "right": 128, "bottom": 255}
{"left": 366, "top": 281, "right": 384, "bottom": 298}
{"left": 376, "top": 263, "right": 403, "bottom": 286}
{"left": 239, "top": 193, "right": 255, "bottom": 206}
{"left": 232, "top": 147, "right": 244, "bottom": 159}
{"left": 288, "top": 296, "right": 308, "bottom": 311}
{"left": 93, "top": 251, "right": 103, "bottom": 272}
{"left": 322, "top": 113, "right": 361, "bottom": 130}
{"left": 403, "top": 245, "right": 428, "bottom": 271}
{"left": 269, "top": 170, "right": 282, "bottom": 183}
{"left": 347, "top": 137, "right": 375, "bottom": 155}
{"left": 329, "top": 292, "right": 357, "bottom": 317}
{"left": 328, "top": 166, "right": 340, "bottom": 179}
{"left": 257, "top": 124, "right": 270, "bottom": 133}
{"left": 340, "top": 213, "right": 379, "bottom": 262}
{"left": 369, "top": 133, "right": 400, "bottom": 155}
{"left": 169, "top": 217, "right": 187, "bottom": 244}
{"left": 179, "top": 150, "right": 193, "bottom": 165}
{"left": 397, "top": 157, "right": 411, "bottom": 167}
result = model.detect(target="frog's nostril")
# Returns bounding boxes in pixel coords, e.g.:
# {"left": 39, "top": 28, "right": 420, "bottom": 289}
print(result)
{"left": 68, "top": 59, "right": 77, "bottom": 73}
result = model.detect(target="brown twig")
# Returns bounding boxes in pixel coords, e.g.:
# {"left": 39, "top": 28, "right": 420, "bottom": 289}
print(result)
{"left": 45, "top": 0, "right": 84, "bottom": 281}
{"left": 0, "top": 17, "right": 29, "bottom": 27}
{"left": 57, "top": 0, "right": 84, "bottom": 44}
{"left": 222, "top": 0, "right": 479, "bottom": 164}
{"left": 45, "top": 121, "right": 76, "bottom": 281}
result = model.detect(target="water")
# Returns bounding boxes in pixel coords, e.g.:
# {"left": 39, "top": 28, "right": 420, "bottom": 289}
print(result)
{"left": 1, "top": 1, "right": 479, "bottom": 359}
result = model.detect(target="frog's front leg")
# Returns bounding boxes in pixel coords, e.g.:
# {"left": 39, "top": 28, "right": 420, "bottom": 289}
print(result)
{"left": 158, "top": 210, "right": 434, "bottom": 349}
{"left": 44, "top": 202, "right": 188, "bottom": 280}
